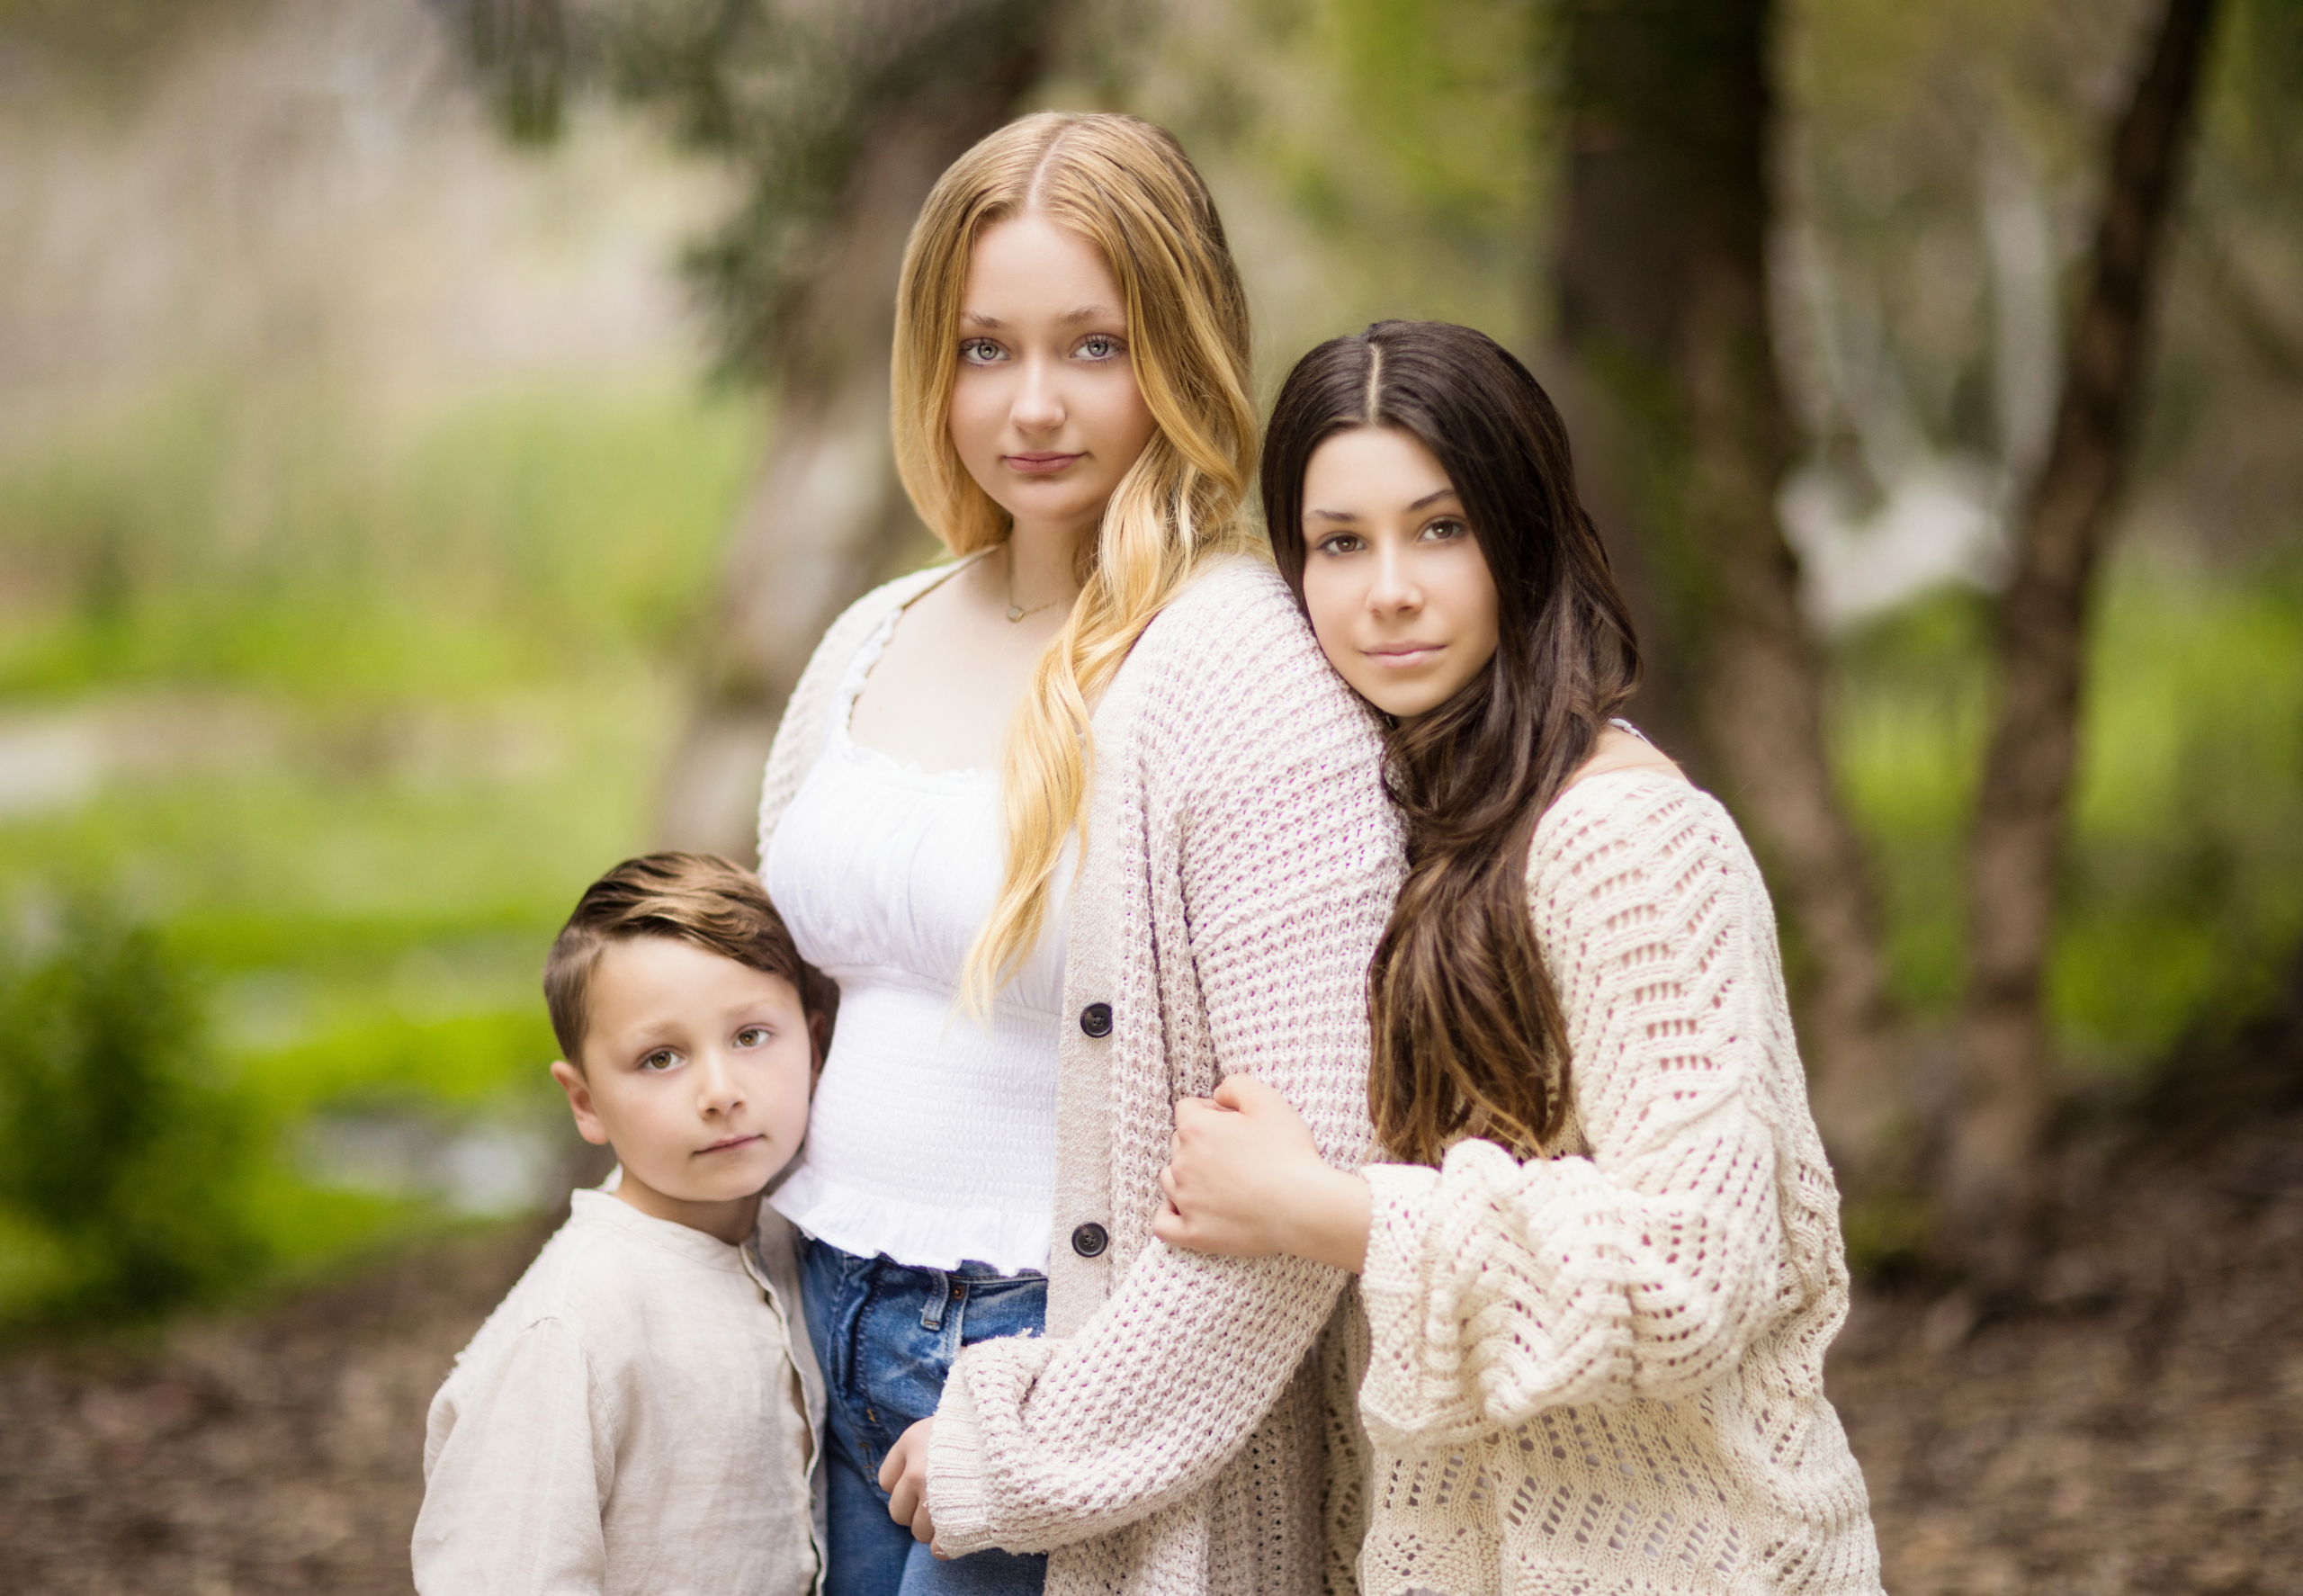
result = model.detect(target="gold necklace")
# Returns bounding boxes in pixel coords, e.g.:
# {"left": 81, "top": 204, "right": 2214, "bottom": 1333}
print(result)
{"left": 1005, "top": 545, "right": 1062, "bottom": 623}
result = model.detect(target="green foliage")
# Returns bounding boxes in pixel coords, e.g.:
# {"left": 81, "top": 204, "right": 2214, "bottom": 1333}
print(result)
{"left": 1832, "top": 547, "right": 2303, "bottom": 1069}
{"left": 0, "top": 383, "right": 756, "bottom": 702}
{"left": 452, "top": 0, "right": 1061, "bottom": 384}
{"left": 1322, "top": 0, "right": 1546, "bottom": 226}
{"left": 0, "top": 379, "right": 755, "bottom": 1324}
{"left": 0, "top": 904, "right": 263, "bottom": 1326}
{"left": 2053, "top": 554, "right": 2303, "bottom": 1059}
{"left": 1841, "top": 1188, "right": 1932, "bottom": 1277}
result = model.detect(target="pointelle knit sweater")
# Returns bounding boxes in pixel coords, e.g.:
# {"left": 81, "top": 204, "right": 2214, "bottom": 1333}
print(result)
{"left": 757, "top": 554, "right": 1403, "bottom": 1596}
{"left": 1352, "top": 767, "right": 1884, "bottom": 1595}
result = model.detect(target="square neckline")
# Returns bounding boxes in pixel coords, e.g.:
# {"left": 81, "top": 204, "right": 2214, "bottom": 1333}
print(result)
{"left": 833, "top": 550, "right": 1000, "bottom": 786}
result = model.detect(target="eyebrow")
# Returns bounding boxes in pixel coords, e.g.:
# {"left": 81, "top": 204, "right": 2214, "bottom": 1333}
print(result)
{"left": 957, "top": 305, "right": 1124, "bottom": 330}
{"left": 1304, "top": 487, "right": 1459, "bottom": 523}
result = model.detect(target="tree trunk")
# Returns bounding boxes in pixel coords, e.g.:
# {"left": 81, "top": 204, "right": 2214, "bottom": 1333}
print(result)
{"left": 653, "top": 6, "right": 1059, "bottom": 864}
{"left": 1555, "top": 0, "right": 1905, "bottom": 1190}
{"left": 1947, "top": 0, "right": 2220, "bottom": 1285}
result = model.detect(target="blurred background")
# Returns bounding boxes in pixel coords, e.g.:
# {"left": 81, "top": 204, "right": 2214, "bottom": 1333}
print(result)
{"left": 0, "top": 0, "right": 2297, "bottom": 1591}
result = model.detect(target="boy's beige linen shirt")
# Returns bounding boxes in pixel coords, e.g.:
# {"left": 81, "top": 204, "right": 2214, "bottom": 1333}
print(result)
{"left": 413, "top": 1190, "right": 828, "bottom": 1596}
{"left": 757, "top": 556, "right": 1403, "bottom": 1596}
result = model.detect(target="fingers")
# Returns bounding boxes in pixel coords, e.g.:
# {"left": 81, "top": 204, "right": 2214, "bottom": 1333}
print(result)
{"left": 878, "top": 1421, "right": 937, "bottom": 1542}
{"left": 884, "top": 1459, "right": 935, "bottom": 1542}
{"left": 885, "top": 1468, "right": 919, "bottom": 1529}
{"left": 1171, "top": 1096, "right": 1222, "bottom": 1133}
{"left": 1152, "top": 1195, "right": 1186, "bottom": 1248}
{"left": 1214, "top": 1073, "right": 1286, "bottom": 1114}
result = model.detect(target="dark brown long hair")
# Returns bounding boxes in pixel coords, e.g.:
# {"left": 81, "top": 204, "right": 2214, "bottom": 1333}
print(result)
{"left": 1264, "top": 321, "right": 1640, "bottom": 1166}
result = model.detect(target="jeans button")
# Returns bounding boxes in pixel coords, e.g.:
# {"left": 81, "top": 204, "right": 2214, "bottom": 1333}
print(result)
{"left": 1071, "top": 1222, "right": 1108, "bottom": 1259}
{"left": 1079, "top": 1002, "right": 1113, "bottom": 1038}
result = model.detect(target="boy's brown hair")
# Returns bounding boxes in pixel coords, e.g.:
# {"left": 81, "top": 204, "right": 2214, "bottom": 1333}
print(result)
{"left": 544, "top": 853, "right": 831, "bottom": 1066}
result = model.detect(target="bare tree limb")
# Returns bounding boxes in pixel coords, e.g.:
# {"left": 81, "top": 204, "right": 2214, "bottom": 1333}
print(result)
{"left": 649, "top": 0, "right": 1064, "bottom": 860}
{"left": 453, "top": 0, "right": 1066, "bottom": 860}
{"left": 1947, "top": 0, "right": 2221, "bottom": 1286}
{"left": 1557, "top": 0, "right": 1906, "bottom": 1192}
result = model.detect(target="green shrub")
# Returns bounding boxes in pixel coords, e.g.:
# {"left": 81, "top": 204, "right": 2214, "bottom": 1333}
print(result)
{"left": 0, "top": 904, "right": 263, "bottom": 1325}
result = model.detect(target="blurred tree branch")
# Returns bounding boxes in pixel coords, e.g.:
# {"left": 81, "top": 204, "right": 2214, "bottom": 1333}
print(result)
{"left": 448, "top": 0, "right": 1066, "bottom": 858}
{"left": 1948, "top": 0, "right": 2223, "bottom": 1290}
{"left": 1554, "top": 0, "right": 1907, "bottom": 1196}
{"left": 2189, "top": 220, "right": 2303, "bottom": 385}
{"left": 444, "top": 0, "right": 1060, "bottom": 387}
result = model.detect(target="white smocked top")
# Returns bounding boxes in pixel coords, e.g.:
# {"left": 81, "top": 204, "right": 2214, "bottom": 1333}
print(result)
{"left": 762, "top": 597, "right": 1069, "bottom": 1276}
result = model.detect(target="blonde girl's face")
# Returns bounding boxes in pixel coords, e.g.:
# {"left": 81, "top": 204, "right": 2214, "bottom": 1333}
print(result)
{"left": 1298, "top": 426, "right": 1501, "bottom": 722}
{"left": 948, "top": 212, "right": 1160, "bottom": 549}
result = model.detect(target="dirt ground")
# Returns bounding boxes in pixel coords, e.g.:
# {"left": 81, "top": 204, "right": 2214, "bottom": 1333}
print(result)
{"left": 4, "top": 1017, "right": 2299, "bottom": 1594}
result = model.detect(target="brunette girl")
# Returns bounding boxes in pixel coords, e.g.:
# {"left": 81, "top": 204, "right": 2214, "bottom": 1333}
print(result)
{"left": 1155, "top": 321, "right": 1884, "bottom": 1595}
{"left": 756, "top": 115, "right": 1399, "bottom": 1596}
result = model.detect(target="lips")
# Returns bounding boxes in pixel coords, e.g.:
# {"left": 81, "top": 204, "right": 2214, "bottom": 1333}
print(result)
{"left": 698, "top": 1133, "right": 764, "bottom": 1155}
{"left": 1364, "top": 642, "right": 1444, "bottom": 665}
{"left": 1004, "top": 452, "right": 1083, "bottom": 475}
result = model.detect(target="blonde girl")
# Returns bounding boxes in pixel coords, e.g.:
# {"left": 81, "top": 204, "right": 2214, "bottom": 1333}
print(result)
{"left": 756, "top": 114, "right": 1400, "bottom": 1596}
{"left": 1156, "top": 321, "right": 1883, "bottom": 1595}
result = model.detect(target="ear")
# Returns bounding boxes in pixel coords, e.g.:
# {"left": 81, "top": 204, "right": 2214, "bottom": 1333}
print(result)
{"left": 550, "top": 1059, "right": 612, "bottom": 1146}
{"left": 805, "top": 1011, "right": 830, "bottom": 1088}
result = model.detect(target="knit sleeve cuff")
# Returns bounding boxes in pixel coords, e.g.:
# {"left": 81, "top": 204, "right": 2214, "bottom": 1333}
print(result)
{"left": 925, "top": 1364, "right": 997, "bottom": 1556}
{"left": 1358, "top": 1161, "right": 1444, "bottom": 1348}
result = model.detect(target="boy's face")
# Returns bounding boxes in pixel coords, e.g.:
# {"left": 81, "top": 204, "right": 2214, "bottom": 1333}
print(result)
{"left": 549, "top": 936, "right": 817, "bottom": 1242}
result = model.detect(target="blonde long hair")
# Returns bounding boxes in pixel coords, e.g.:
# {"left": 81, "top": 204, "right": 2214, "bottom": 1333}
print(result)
{"left": 892, "top": 112, "right": 1259, "bottom": 1011}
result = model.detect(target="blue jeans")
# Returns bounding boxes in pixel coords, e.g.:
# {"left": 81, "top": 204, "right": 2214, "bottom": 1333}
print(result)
{"left": 799, "top": 1234, "right": 1050, "bottom": 1596}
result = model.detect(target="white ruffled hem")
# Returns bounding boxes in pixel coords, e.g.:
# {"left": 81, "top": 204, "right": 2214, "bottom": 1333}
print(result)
{"left": 769, "top": 1165, "right": 1053, "bottom": 1278}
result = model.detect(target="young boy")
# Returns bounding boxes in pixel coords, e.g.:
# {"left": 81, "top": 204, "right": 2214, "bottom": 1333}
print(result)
{"left": 413, "top": 853, "right": 830, "bottom": 1595}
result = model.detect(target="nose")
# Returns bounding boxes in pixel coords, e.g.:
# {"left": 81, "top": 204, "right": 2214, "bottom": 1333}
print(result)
{"left": 1367, "top": 538, "right": 1422, "bottom": 616}
{"left": 1010, "top": 351, "right": 1065, "bottom": 435}
{"left": 695, "top": 1051, "right": 745, "bottom": 1117}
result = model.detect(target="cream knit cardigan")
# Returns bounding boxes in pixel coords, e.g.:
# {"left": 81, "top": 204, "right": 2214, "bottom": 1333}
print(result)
{"left": 1354, "top": 768, "right": 1883, "bottom": 1595}
{"left": 757, "top": 555, "right": 1402, "bottom": 1596}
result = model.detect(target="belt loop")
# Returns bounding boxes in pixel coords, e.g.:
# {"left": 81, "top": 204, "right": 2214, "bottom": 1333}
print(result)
{"left": 919, "top": 1268, "right": 950, "bottom": 1331}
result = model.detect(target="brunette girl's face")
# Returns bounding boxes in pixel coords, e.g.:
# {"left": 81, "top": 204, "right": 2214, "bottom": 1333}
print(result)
{"left": 948, "top": 212, "right": 1159, "bottom": 546}
{"left": 1298, "top": 426, "right": 1501, "bottom": 721}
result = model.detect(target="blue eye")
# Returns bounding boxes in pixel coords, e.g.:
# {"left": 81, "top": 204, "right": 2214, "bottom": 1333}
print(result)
{"left": 1077, "top": 334, "right": 1122, "bottom": 360}
{"left": 959, "top": 337, "right": 1005, "bottom": 364}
